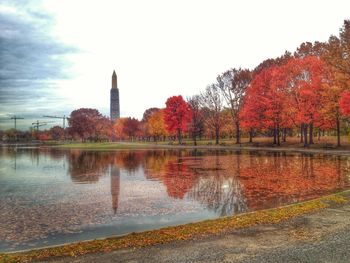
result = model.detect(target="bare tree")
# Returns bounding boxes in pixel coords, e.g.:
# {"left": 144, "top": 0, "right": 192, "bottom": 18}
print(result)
{"left": 217, "top": 68, "right": 252, "bottom": 144}
{"left": 199, "top": 84, "right": 224, "bottom": 145}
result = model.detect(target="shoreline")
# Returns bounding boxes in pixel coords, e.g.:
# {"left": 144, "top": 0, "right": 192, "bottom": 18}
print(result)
{"left": 52, "top": 142, "right": 350, "bottom": 156}
{"left": 1, "top": 190, "right": 348, "bottom": 263}
{"left": 3, "top": 140, "right": 350, "bottom": 156}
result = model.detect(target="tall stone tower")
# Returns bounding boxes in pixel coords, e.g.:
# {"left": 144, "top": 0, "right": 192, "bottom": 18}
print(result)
{"left": 110, "top": 70, "right": 120, "bottom": 122}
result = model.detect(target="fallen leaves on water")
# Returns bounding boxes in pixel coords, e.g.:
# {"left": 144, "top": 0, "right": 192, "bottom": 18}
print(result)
{"left": 1, "top": 192, "right": 347, "bottom": 263}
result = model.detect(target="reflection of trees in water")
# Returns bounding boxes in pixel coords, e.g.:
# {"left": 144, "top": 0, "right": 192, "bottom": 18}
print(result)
{"left": 143, "top": 150, "right": 247, "bottom": 215}
{"left": 143, "top": 150, "right": 350, "bottom": 215}
{"left": 162, "top": 161, "right": 198, "bottom": 199}
{"left": 238, "top": 152, "right": 350, "bottom": 210}
{"left": 143, "top": 150, "right": 199, "bottom": 199}
{"left": 68, "top": 150, "right": 114, "bottom": 183}
{"left": 37, "top": 148, "right": 350, "bottom": 215}
{"left": 1, "top": 147, "right": 67, "bottom": 169}
{"left": 187, "top": 153, "right": 247, "bottom": 216}
{"left": 67, "top": 150, "right": 149, "bottom": 183}
{"left": 189, "top": 177, "right": 247, "bottom": 216}
{"left": 65, "top": 150, "right": 121, "bottom": 214}
{"left": 113, "top": 151, "right": 144, "bottom": 174}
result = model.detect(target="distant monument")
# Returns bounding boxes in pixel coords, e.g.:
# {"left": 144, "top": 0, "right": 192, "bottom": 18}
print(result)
{"left": 110, "top": 70, "right": 120, "bottom": 122}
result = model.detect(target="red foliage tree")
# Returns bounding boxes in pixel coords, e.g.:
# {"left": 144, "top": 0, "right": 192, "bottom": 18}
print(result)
{"left": 241, "top": 66, "right": 290, "bottom": 145}
{"left": 164, "top": 95, "right": 192, "bottom": 144}
{"left": 49, "top": 126, "right": 65, "bottom": 141}
{"left": 340, "top": 90, "right": 350, "bottom": 116}
{"left": 122, "top": 117, "right": 141, "bottom": 141}
{"left": 284, "top": 56, "right": 328, "bottom": 145}
{"left": 68, "top": 108, "right": 112, "bottom": 141}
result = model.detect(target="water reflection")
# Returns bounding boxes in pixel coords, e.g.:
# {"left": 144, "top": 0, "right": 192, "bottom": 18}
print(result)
{"left": 110, "top": 165, "right": 120, "bottom": 214}
{"left": 1, "top": 148, "right": 350, "bottom": 251}
{"left": 68, "top": 150, "right": 112, "bottom": 183}
{"left": 3, "top": 148, "right": 350, "bottom": 214}
{"left": 12, "top": 148, "right": 350, "bottom": 213}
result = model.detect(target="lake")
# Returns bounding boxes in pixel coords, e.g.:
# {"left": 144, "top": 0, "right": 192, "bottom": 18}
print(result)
{"left": 1, "top": 147, "right": 350, "bottom": 251}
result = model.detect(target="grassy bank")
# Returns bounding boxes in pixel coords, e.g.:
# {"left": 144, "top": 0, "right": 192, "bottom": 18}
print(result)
{"left": 50, "top": 141, "right": 350, "bottom": 158}
{"left": 49, "top": 135, "right": 350, "bottom": 150}
{"left": 56, "top": 142, "right": 155, "bottom": 150}
{"left": 0, "top": 192, "right": 348, "bottom": 263}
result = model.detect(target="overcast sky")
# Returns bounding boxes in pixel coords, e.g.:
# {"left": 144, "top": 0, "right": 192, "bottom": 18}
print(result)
{"left": 1, "top": 0, "right": 349, "bottom": 130}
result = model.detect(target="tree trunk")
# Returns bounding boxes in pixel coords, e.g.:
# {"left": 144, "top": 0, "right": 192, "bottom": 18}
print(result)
{"left": 273, "top": 127, "right": 277, "bottom": 145}
{"left": 309, "top": 123, "right": 314, "bottom": 144}
{"left": 303, "top": 124, "right": 308, "bottom": 147}
{"left": 300, "top": 124, "right": 304, "bottom": 143}
{"left": 215, "top": 127, "right": 219, "bottom": 145}
{"left": 277, "top": 124, "right": 280, "bottom": 146}
{"left": 336, "top": 116, "right": 341, "bottom": 147}
{"left": 249, "top": 129, "right": 253, "bottom": 143}
{"left": 177, "top": 129, "right": 182, "bottom": 144}
{"left": 282, "top": 128, "right": 287, "bottom": 142}
{"left": 235, "top": 121, "right": 240, "bottom": 144}
{"left": 193, "top": 131, "right": 197, "bottom": 146}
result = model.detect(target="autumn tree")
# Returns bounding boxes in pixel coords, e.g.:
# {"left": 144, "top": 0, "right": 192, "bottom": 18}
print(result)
{"left": 294, "top": 41, "right": 326, "bottom": 59}
{"left": 141, "top": 108, "right": 160, "bottom": 141}
{"left": 324, "top": 20, "right": 350, "bottom": 78}
{"left": 123, "top": 117, "right": 140, "bottom": 141}
{"left": 199, "top": 84, "right": 224, "bottom": 145}
{"left": 187, "top": 95, "right": 204, "bottom": 145}
{"left": 95, "top": 116, "right": 113, "bottom": 141}
{"left": 147, "top": 109, "right": 167, "bottom": 141}
{"left": 241, "top": 66, "right": 289, "bottom": 145}
{"left": 217, "top": 68, "right": 252, "bottom": 143}
{"left": 164, "top": 95, "right": 192, "bottom": 144}
{"left": 49, "top": 126, "right": 65, "bottom": 141}
{"left": 253, "top": 51, "right": 292, "bottom": 76}
{"left": 68, "top": 108, "right": 112, "bottom": 142}
{"left": 340, "top": 90, "right": 350, "bottom": 116}
{"left": 113, "top": 118, "right": 127, "bottom": 140}
{"left": 322, "top": 20, "right": 350, "bottom": 145}
{"left": 285, "top": 56, "right": 328, "bottom": 146}
{"left": 142, "top": 108, "right": 160, "bottom": 122}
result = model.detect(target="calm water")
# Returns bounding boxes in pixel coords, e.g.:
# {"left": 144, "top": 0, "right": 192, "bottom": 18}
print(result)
{"left": 1, "top": 147, "right": 350, "bottom": 251}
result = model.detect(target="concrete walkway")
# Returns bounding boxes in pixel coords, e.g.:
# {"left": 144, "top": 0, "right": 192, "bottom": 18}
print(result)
{"left": 40, "top": 199, "right": 350, "bottom": 263}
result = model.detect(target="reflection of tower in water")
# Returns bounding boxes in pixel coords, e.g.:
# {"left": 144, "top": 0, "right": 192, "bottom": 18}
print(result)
{"left": 110, "top": 165, "right": 120, "bottom": 214}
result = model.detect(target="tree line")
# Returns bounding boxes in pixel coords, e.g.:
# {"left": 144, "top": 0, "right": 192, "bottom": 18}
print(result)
{"left": 3, "top": 20, "right": 350, "bottom": 146}
{"left": 111, "top": 20, "right": 350, "bottom": 146}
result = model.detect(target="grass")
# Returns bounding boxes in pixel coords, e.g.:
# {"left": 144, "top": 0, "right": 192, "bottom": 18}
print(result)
{"left": 1, "top": 191, "right": 349, "bottom": 263}
{"left": 49, "top": 136, "right": 350, "bottom": 154}
{"left": 56, "top": 142, "right": 156, "bottom": 150}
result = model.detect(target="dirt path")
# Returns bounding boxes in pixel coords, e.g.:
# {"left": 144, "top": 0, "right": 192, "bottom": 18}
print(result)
{"left": 40, "top": 197, "right": 350, "bottom": 263}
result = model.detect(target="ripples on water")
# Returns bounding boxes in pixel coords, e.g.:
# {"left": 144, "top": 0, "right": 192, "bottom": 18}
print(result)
{"left": 1, "top": 147, "right": 350, "bottom": 251}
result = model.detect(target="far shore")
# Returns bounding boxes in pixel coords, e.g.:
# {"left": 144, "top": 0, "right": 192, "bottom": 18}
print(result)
{"left": 4, "top": 138, "right": 350, "bottom": 156}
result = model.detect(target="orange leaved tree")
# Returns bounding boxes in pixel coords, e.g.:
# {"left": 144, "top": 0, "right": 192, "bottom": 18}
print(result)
{"left": 164, "top": 95, "right": 192, "bottom": 144}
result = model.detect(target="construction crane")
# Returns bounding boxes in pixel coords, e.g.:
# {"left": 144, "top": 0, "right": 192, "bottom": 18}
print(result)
{"left": 43, "top": 115, "right": 69, "bottom": 140}
{"left": 10, "top": 115, "right": 24, "bottom": 130}
{"left": 31, "top": 120, "right": 54, "bottom": 131}
{"left": 43, "top": 115, "right": 68, "bottom": 129}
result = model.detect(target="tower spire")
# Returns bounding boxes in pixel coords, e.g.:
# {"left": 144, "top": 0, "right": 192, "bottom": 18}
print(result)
{"left": 112, "top": 70, "right": 117, "bottom": 89}
{"left": 110, "top": 70, "right": 120, "bottom": 122}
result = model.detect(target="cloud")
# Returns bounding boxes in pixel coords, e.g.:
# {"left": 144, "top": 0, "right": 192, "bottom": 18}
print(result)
{"left": 0, "top": 0, "right": 77, "bottom": 130}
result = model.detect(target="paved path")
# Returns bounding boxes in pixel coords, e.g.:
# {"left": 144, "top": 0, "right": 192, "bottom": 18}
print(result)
{"left": 41, "top": 201, "right": 350, "bottom": 263}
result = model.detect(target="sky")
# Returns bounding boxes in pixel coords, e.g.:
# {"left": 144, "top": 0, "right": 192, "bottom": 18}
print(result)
{"left": 0, "top": 0, "right": 350, "bottom": 130}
